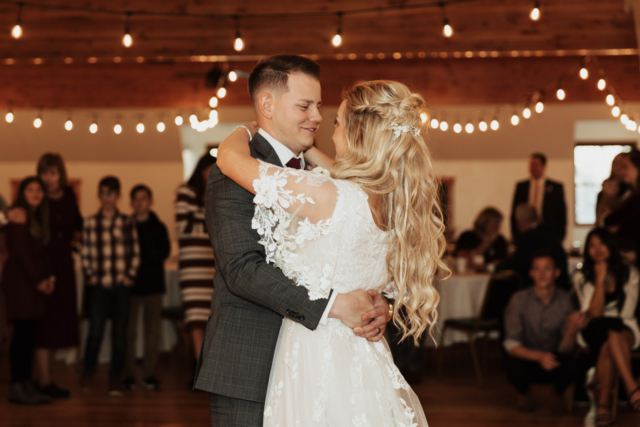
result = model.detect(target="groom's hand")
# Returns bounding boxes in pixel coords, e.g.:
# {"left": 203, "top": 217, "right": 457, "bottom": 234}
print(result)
{"left": 354, "top": 290, "right": 388, "bottom": 343}
{"left": 329, "top": 289, "right": 374, "bottom": 329}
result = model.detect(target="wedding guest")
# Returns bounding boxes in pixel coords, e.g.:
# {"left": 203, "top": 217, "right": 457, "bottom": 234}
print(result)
{"left": 596, "top": 153, "right": 630, "bottom": 226}
{"left": 1, "top": 177, "right": 54, "bottom": 405}
{"left": 499, "top": 204, "right": 569, "bottom": 289}
{"left": 455, "top": 207, "right": 508, "bottom": 267}
{"left": 123, "top": 185, "right": 171, "bottom": 391}
{"left": 504, "top": 250, "right": 581, "bottom": 412}
{"left": 81, "top": 176, "right": 140, "bottom": 397}
{"left": 574, "top": 228, "right": 640, "bottom": 424}
{"left": 176, "top": 154, "right": 216, "bottom": 368}
{"left": 510, "top": 153, "right": 567, "bottom": 243}
{"left": 604, "top": 149, "right": 640, "bottom": 268}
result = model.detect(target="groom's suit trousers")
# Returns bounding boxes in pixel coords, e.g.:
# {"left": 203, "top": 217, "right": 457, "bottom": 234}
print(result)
{"left": 209, "top": 393, "right": 263, "bottom": 427}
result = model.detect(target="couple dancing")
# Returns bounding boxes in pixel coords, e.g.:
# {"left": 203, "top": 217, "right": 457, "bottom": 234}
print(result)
{"left": 194, "top": 54, "right": 447, "bottom": 426}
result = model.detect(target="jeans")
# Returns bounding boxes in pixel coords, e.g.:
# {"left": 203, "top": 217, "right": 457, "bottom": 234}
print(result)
{"left": 83, "top": 285, "right": 131, "bottom": 378}
{"left": 10, "top": 320, "right": 38, "bottom": 383}
{"left": 124, "top": 293, "right": 163, "bottom": 378}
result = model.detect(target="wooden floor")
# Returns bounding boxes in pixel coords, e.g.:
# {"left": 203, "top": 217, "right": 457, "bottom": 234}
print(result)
{"left": 1, "top": 344, "right": 639, "bottom": 427}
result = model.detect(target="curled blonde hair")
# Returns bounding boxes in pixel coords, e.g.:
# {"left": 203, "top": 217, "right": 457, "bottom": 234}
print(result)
{"left": 332, "top": 80, "right": 450, "bottom": 344}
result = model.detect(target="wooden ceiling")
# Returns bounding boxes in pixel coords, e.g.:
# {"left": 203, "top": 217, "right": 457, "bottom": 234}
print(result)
{"left": 0, "top": 0, "right": 638, "bottom": 109}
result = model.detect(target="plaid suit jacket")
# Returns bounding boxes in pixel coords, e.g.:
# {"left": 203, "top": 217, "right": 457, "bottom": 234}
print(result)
{"left": 194, "top": 133, "right": 331, "bottom": 403}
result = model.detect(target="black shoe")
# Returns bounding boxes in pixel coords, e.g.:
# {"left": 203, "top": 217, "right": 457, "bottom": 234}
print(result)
{"left": 123, "top": 377, "right": 136, "bottom": 391}
{"left": 142, "top": 376, "right": 161, "bottom": 391}
{"left": 8, "top": 381, "right": 51, "bottom": 405}
{"left": 40, "top": 382, "right": 71, "bottom": 399}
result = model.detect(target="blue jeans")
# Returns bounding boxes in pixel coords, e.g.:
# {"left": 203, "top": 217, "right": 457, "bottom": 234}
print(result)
{"left": 83, "top": 285, "right": 131, "bottom": 378}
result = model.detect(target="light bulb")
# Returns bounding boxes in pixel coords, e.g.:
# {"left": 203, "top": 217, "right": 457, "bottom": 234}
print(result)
{"left": 511, "top": 114, "right": 520, "bottom": 126}
{"left": 136, "top": 122, "right": 145, "bottom": 133}
{"left": 606, "top": 94, "right": 615, "bottom": 106}
{"left": 217, "top": 87, "right": 227, "bottom": 98}
{"left": 175, "top": 115, "right": 183, "bottom": 126}
{"left": 443, "top": 20, "right": 453, "bottom": 38}
{"left": 523, "top": 107, "right": 531, "bottom": 119}
{"left": 491, "top": 119, "right": 499, "bottom": 130}
{"left": 479, "top": 120, "right": 488, "bottom": 132}
{"left": 420, "top": 113, "right": 428, "bottom": 124}
{"left": 439, "top": 121, "right": 448, "bottom": 131}
{"left": 209, "top": 96, "right": 219, "bottom": 108}
{"left": 228, "top": 71, "right": 238, "bottom": 82}
{"left": 210, "top": 148, "right": 218, "bottom": 157}
{"left": 90, "top": 123, "right": 98, "bottom": 134}
{"left": 157, "top": 121, "right": 165, "bottom": 132}
{"left": 626, "top": 120, "right": 637, "bottom": 131}
{"left": 65, "top": 119, "right": 73, "bottom": 131}
{"left": 620, "top": 114, "right": 629, "bottom": 124}
{"left": 597, "top": 79, "right": 606, "bottom": 91}
{"left": 114, "top": 124, "right": 122, "bottom": 134}
{"left": 430, "top": 118, "right": 439, "bottom": 128}
{"left": 189, "top": 114, "right": 198, "bottom": 124}
{"left": 556, "top": 88, "right": 565, "bottom": 101}
{"left": 535, "top": 101, "right": 544, "bottom": 113}
{"left": 34, "top": 117, "right": 42, "bottom": 128}
{"left": 580, "top": 68, "right": 589, "bottom": 80}
{"left": 234, "top": 36, "right": 244, "bottom": 52}
{"left": 123, "top": 33, "right": 132, "bottom": 48}
{"left": 530, "top": 2, "right": 540, "bottom": 21}
{"left": 453, "top": 122, "right": 462, "bottom": 133}
{"left": 465, "top": 123, "right": 474, "bottom": 133}
{"left": 5, "top": 111, "right": 13, "bottom": 123}
{"left": 332, "top": 34, "right": 342, "bottom": 47}
{"left": 612, "top": 106, "right": 620, "bottom": 117}
{"left": 11, "top": 24, "right": 22, "bottom": 39}
{"left": 209, "top": 110, "right": 218, "bottom": 120}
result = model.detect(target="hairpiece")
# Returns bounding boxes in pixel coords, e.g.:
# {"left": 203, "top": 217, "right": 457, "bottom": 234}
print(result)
{"left": 390, "top": 123, "right": 421, "bottom": 141}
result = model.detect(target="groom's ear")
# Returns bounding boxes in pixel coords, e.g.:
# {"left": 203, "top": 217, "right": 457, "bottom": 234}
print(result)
{"left": 258, "top": 93, "right": 274, "bottom": 119}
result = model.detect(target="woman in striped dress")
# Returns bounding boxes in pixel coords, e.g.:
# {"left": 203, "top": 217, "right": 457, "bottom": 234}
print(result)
{"left": 176, "top": 153, "right": 217, "bottom": 363}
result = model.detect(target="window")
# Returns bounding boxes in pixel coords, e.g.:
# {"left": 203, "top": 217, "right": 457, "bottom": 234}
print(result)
{"left": 574, "top": 144, "right": 633, "bottom": 225}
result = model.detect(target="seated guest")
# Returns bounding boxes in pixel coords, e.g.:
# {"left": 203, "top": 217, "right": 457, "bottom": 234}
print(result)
{"left": 574, "top": 228, "right": 640, "bottom": 425}
{"left": 455, "top": 207, "right": 508, "bottom": 268}
{"left": 596, "top": 153, "right": 630, "bottom": 226}
{"left": 1, "top": 177, "right": 54, "bottom": 405}
{"left": 504, "top": 250, "right": 581, "bottom": 412}
{"left": 498, "top": 203, "right": 569, "bottom": 289}
{"left": 123, "top": 185, "right": 171, "bottom": 391}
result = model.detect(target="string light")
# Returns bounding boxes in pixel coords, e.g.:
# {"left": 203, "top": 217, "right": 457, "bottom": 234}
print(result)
{"left": 606, "top": 94, "right": 615, "bottom": 106}
{"left": 626, "top": 120, "right": 637, "bottom": 132}
{"left": 579, "top": 66, "right": 589, "bottom": 80}
{"left": 157, "top": 120, "right": 165, "bottom": 132}
{"left": 430, "top": 116, "right": 439, "bottom": 129}
{"left": 209, "top": 96, "right": 219, "bottom": 108}
{"left": 123, "top": 12, "right": 133, "bottom": 48}
{"left": 523, "top": 106, "right": 531, "bottom": 119}
{"left": 33, "top": 116, "right": 42, "bottom": 128}
{"left": 89, "top": 120, "right": 98, "bottom": 134}
{"left": 611, "top": 106, "right": 620, "bottom": 117}
{"left": 511, "top": 113, "right": 520, "bottom": 126}
{"left": 529, "top": 1, "right": 540, "bottom": 21}
{"left": 175, "top": 115, "right": 183, "bottom": 126}
{"left": 64, "top": 118, "right": 73, "bottom": 131}
{"left": 465, "top": 122, "right": 474, "bottom": 134}
{"left": 136, "top": 121, "right": 145, "bottom": 133}
{"left": 217, "top": 87, "right": 227, "bottom": 98}
{"left": 620, "top": 113, "right": 629, "bottom": 125}
{"left": 440, "top": 3, "right": 453, "bottom": 38}
{"left": 5, "top": 106, "right": 13, "bottom": 123}
{"left": 478, "top": 119, "right": 488, "bottom": 132}
{"left": 597, "top": 79, "right": 606, "bottom": 91}
{"left": 114, "top": 123, "right": 122, "bottom": 134}
{"left": 228, "top": 71, "right": 238, "bottom": 82}
{"left": 490, "top": 118, "right": 499, "bottom": 131}
{"left": 439, "top": 120, "right": 449, "bottom": 131}
{"left": 11, "top": 4, "right": 23, "bottom": 39}
{"left": 420, "top": 113, "right": 428, "bottom": 124}
{"left": 535, "top": 101, "right": 544, "bottom": 113}
{"left": 556, "top": 87, "right": 566, "bottom": 101}
{"left": 453, "top": 121, "right": 462, "bottom": 133}
{"left": 233, "top": 16, "right": 244, "bottom": 52}
{"left": 332, "top": 12, "right": 343, "bottom": 47}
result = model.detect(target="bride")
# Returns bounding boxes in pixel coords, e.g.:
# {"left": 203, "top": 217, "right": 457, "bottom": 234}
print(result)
{"left": 216, "top": 80, "right": 447, "bottom": 426}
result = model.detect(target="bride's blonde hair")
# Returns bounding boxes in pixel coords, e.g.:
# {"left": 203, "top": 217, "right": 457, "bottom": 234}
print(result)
{"left": 331, "top": 80, "right": 450, "bottom": 344}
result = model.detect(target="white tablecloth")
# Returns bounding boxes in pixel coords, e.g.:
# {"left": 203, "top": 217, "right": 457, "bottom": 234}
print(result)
{"left": 429, "top": 273, "right": 492, "bottom": 347}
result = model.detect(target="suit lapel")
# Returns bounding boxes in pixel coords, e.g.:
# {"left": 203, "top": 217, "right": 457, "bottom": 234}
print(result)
{"left": 250, "top": 133, "right": 283, "bottom": 167}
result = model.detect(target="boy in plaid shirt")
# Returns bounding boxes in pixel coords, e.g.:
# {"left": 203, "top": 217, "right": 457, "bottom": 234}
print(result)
{"left": 81, "top": 176, "right": 140, "bottom": 397}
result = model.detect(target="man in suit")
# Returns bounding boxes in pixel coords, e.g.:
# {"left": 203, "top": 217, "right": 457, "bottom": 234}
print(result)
{"left": 500, "top": 204, "right": 569, "bottom": 290}
{"left": 195, "top": 55, "right": 390, "bottom": 427}
{"left": 510, "top": 153, "right": 567, "bottom": 243}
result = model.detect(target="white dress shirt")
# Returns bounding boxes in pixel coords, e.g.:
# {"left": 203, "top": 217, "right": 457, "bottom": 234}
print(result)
{"left": 258, "top": 128, "right": 337, "bottom": 324}
{"left": 528, "top": 175, "right": 546, "bottom": 219}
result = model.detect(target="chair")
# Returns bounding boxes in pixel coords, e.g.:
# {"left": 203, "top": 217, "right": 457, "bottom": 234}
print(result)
{"left": 611, "top": 349, "right": 640, "bottom": 420}
{"left": 437, "top": 270, "right": 522, "bottom": 386}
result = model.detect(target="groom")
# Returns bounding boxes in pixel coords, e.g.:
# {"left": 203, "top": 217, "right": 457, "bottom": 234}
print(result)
{"left": 195, "top": 55, "right": 390, "bottom": 426}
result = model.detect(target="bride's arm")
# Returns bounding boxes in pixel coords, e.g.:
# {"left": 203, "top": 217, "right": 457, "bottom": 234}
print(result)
{"left": 304, "top": 146, "right": 334, "bottom": 170}
{"left": 216, "top": 125, "right": 261, "bottom": 194}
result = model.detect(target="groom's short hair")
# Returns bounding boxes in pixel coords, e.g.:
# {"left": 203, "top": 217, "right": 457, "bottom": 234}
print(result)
{"left": 248, "top": 55, "right": 321, "bottom": 105}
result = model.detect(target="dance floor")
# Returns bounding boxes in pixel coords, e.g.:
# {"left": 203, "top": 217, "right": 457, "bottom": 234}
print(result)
{"left": 0, "top": 344, "right": 638, "bottom": 427}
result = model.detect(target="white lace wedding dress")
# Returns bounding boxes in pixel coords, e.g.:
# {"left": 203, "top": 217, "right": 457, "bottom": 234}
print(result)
{"left": 252, "top": 161, "right": 428, "bottom": 427}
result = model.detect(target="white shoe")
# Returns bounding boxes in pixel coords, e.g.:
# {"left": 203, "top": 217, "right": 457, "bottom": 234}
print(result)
{"left": 584, "top": 367, "right": 597, "bottom": 427}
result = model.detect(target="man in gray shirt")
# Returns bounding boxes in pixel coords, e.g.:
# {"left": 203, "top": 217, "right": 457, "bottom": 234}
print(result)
{"left": 504, "top": 250, "right": 584, "bottom": 412}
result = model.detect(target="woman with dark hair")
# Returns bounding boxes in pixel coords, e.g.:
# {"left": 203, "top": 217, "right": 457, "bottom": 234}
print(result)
{"left": 1, "top": 177, "right": 55, "bottom": 405}
{"left": 574, "top": 228, "right": 640, "bottom": 425}
{"left": 175, "top": 153, "right": 217, "bottom": 367}
{"left": 604, "top": 149, "right": 640, "bottom": 266}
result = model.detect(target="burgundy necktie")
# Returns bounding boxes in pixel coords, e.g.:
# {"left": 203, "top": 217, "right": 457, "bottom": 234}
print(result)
{"left": 286, "top": 158, "right": 302, "bottom": 170}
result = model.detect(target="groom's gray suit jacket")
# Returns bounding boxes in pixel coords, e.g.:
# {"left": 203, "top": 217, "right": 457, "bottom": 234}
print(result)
{"left": 194, "top": 133, "right": 331, "bottom": 403}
